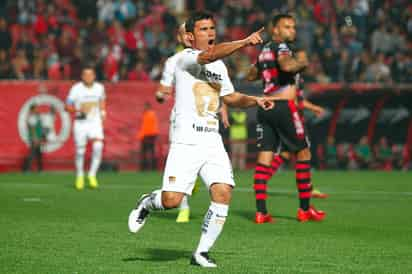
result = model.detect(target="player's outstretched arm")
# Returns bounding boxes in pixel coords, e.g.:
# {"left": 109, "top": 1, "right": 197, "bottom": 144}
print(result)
{"left": 223, "top": 92, "right": 273, "bottom": 110}
{"left": 197, "top": 27, "right": 265, "bottom": 65}
{"left": 303, "top": 99, "right": 325, "bottom": 117}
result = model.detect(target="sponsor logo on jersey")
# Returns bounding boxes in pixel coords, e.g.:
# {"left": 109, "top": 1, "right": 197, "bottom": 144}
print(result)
{"left": 18, "top": 94, "right": 71, "bottom": 153}
{"left": 201, "top": 69, "right": 223, "bottom": 81}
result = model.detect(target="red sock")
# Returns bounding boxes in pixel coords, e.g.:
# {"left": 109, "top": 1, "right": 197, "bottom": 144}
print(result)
{"left": 269, "top": 154, "right": 285, "bottom": 178}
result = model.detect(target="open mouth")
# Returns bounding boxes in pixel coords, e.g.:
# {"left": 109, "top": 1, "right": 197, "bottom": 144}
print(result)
{"left": 208, "top": 39, "right": 215, "bottom": 45}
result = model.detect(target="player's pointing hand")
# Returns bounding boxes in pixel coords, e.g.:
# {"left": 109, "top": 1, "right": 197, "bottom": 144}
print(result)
{"left": 245, "top": 27, "right": 265, "bottom": 46}
{"left": 256, "top": 97, "right": 274, "bottom": 110}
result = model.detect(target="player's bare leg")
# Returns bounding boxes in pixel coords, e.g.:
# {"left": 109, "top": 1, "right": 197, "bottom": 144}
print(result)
{"left": 191, "top": 183, "right": 232, "bottom": 267}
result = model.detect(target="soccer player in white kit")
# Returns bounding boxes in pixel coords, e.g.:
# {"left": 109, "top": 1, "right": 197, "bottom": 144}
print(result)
{"left": 66, "top": 66, "right": 106, "bottom": 190}
{"left": 156, "top": 23, "right": 230, "bottom": 223}
{"left": 128, "top": 12, "right": 270, "bottom": 267}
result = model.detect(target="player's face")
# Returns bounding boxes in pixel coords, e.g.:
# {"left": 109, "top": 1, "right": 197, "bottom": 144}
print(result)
{"left": 190, "top": 19, "right": 216, "bottom": 51}
{"left": 81, "top": 69, "right": 95, "bottom": 86}
{"left": 274, "top": 18, "right": 296, "bottom": 42}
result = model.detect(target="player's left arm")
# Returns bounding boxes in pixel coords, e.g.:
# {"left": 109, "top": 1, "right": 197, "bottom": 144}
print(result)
{"left": 223, "top": 92, "right": 273, "bottom": 110}
{"left": 303, "top": 99, "right": 325, "bottom": 117}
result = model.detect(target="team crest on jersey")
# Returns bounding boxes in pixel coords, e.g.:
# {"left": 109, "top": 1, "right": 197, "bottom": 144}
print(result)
{"left": 18, "top": 94, "right": 71, "bottom": 153}
{"left": 258, "top": 48, "right": 275, "bottom": 62}
{"left": 169, "top": 176, "right": 176, "bottom": 184}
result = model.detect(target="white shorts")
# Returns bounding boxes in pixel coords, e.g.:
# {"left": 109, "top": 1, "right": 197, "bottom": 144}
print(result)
{"left": 73, "top": 120, "right": 104, "bottom": 147}
{"left": 162, "top": 141, "right": 235, "bottom": 195}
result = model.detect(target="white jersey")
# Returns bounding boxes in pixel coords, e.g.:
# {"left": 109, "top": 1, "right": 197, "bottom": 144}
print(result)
{"left": 160, "top": 51, "right": 185, "bottom": 87}
{"left": 172, "top": 48, "right": 234, "bottom": 145}
{"left": 66, "top": 82, "right": 106, "bottom": 123}
{"left": 160, "top": 51, "right": 185, "bottom": 142}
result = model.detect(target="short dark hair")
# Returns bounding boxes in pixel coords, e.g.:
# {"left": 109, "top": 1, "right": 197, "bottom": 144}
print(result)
{"left": 186, "top": 11, "right": 214, "bottom": 33}
{"left": 81, "top": 63, "right": 95, "bottom": 72}
{"left": 272, "top": 14, "right": 294, "bottom": 27}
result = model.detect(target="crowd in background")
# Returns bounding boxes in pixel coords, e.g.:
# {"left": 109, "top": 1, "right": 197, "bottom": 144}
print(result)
{"left": 0, "top": 0, "right": 411, "bottom": 83}
{"left": 317, "top": 136, "right": 412, "bottom": 171}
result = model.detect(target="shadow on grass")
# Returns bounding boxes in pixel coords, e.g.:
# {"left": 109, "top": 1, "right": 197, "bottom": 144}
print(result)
{"left": 122, "top": 247, "right": 192, "bottom": 262}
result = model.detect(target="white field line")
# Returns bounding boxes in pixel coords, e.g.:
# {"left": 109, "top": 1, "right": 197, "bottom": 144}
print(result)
{"left": 1, "top": 182, "right": 412, "bottom": 196}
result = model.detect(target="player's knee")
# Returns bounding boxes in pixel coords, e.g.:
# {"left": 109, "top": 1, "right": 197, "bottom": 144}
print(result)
{"left": 257, "top": 151, "right": 273, "bottom": 166}
{"left": 297, "top": 148, "right": 311, "bottom": 161}
{"left": 92, "top": 140, "right": 103, "bottom": 149}
{"left": 210, "top": 183, "right": 232, "bottom": 205}
{"left": 280, "top": 151, "right": 291, "bottom": 160}
{"left": 161, "top": 191, "right": 184, "bottom": 208}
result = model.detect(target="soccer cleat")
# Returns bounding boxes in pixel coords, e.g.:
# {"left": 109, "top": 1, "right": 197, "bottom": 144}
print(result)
{"left": 311, "top": 188, "right": 329, "bottom": 199}
{"left": 75, "top": 176, "right": 84, "bottom": 190}
{"left": 255, "top": 212, "right": 274, "bottom": 224}
{"left": 176, "top": 208, "right": 190, "bottom": 223}
{"left": 310, "top": 205, "right": 325, "bottom": 216}
{"left": 297, "top": 206, "right": 326, "bottom": 222}
{"left": 128, "top": 194, "right": 150, "bottom": 233}
{"left": 88, "top": 175, "right": 99, "bottom": 189}
{"left": 190, "top": 252, "right": 217, "bottom": 268}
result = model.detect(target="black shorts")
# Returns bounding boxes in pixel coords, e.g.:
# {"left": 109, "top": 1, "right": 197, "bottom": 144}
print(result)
{"left": 256, "top": 100, "right": 310, "bottom": 153}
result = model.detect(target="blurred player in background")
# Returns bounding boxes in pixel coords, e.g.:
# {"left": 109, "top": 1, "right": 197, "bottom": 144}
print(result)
{"left": 247, "top": 14, "right": 326, "bottom": 223}
{"left": 128, "top": 12, "right": 272, "bottom": 267}
{"left": 66, "top": 65, "right": 106, "bottom": 190}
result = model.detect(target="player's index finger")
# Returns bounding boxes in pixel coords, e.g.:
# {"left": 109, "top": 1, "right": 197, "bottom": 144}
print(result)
{"left": 256, "top": 27, "right": 265, "bottom": 34}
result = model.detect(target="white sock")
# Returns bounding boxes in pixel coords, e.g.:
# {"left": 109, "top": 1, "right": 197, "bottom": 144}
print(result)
{"left": 143, "top": 189, "right": 164, "bottom": 211}
{"left": 75, "top": 145, "right": 85, "bottom": 177}
{"left": 89, "top": 141, "right": 103, "bottom": 177}
{"left": 195, "top": 202, "right": 229, "bottom": 254}
{"left": 179, "top": 195, "right": 189, "bottom": 210}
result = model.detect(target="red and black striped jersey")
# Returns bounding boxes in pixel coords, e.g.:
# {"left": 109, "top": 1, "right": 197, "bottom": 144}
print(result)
{"left": 256, "top": 41, "right": 299, "bottom": 95}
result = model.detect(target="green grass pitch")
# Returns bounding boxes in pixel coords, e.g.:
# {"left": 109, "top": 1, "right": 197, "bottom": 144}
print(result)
{"left": 1, "top": 171, "right": 412, "bottom": 273}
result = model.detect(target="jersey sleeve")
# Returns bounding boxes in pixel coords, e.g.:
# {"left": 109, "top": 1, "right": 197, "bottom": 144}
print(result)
{"left": 160, "top": 57, "right": 176, "bottom": 87}
{"left": 100, "top": 84, "right": 106, "bottom": 101}
{"left": 66, "top": 85, "right": 77, "bottom": 105}
{"left": 219, "top": 63, "right": 235, "bottom": 97}
{"left": 177, "top": 49, "right": 201, "bottom": 70}
{"left": 277, "top": 43, "right": 292, "bottom": 56}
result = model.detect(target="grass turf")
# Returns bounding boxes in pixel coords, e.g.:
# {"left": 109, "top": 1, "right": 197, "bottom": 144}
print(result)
{"left": 1, "top": 171, "right": 412, "bottom": 273}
